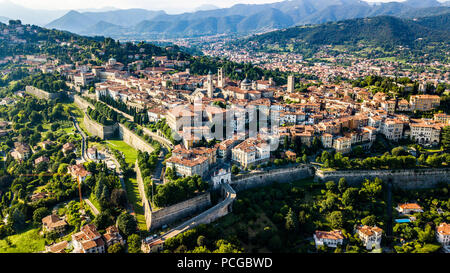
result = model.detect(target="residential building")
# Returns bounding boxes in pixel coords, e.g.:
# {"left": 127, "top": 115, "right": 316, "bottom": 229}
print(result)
{"left": 34, "top": 156, "right": 49, "bottom": 165}
{"left": 45, "top": 241, "right": 69, "bottom": 253}
{"left": 62, "top": 142, "right": 75, "bottom": 154}
{"left": 333, "top": 136, "right": 351, "bottom": 154}
{"left": 11, "top": 142, "right": 31, "bottom": 161}
{"left": 232, "top": 136, "right": 270, "bottom": 168}
{"left": 68, "top": 164, "right": 91, "bottom": 182}
{"left": 356, "top": 225, "right": 383, "bottom": 250}
{"left": 314, "top": 230, "right": 344, "bottom": 248}
{"left": 433, "top": 113, "right": 450, "bottom": 125}
{"left": 409, "top": 119, "right": 443, "bottom": 145}
{"left": 142, "top": 238, "right": 164, "bottom": 253}
{"left": 103, "top": 226, "right": 124, "bottom": 248}
{"left": 436, "top": 223, "right": 450, "bottom": 253}
{"left": 396, "top": 203, "right": 424, "bottom": 215}
{"left": 72, "top": 224, "right": 105, "bottom": 253}
{"left": 381, "top": 119, "right": 403, "bottom": 142}
{"left": 380, "top": 99, "right": 396, "bottom": 114}
{"left": 321, "top": 133, "right": 333, "bottom": 149}
{"left": 87, "top": 147, "right": 98, "bottom": 160}
{"left": 166, "top": 149, "right": 209, "bottom": 178}
{"left": 42, "top": 214, "right": 67, "bottom": 233}
{"left": 409, "top": 95, "right": 440, "bottom": 111}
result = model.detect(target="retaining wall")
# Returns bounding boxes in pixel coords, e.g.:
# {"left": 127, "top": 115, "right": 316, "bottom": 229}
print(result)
{"left": 119, "top": 124, "right": 155, "bottom": 154}
{"left": 136, "top": 162, "right": 212, "bottom": 231}
{"left": 135, "top": 161, "right": 152, "bottom": 230}
{"left": 74, "top": 95, "right": 94, "bottom": 111}
{"left": 83, "top": 113, "right": 118, "bottom": 139}
{"left": 25, "top": 86, "right": 62, "bottom": 100}
{"left": 230, "top": 165, "right": 314, "bottom": 191}
{"left": 315, "top": 168, "right": 450, "bottom": 189}
{"left": 149, "top": 192, "right": 212, "bottom": 231}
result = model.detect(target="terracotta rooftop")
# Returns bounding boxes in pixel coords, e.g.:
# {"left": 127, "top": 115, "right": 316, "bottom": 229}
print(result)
{"left": 437, "top": 223, "right": 450, "bottom": 236}
{"left": 315, "top": 230, "right": 344, "bottom": 240}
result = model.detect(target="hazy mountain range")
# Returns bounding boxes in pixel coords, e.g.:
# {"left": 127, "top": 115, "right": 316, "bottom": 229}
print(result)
{"left": 241, "top": 12, "right": 450, "bottom": 50}
{"left": 2, "top": 0, "right": 450, "bottom": 39}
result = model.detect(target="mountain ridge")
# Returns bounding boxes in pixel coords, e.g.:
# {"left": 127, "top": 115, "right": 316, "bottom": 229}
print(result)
{"left": 238, "top": 13, "right": 450, "bottom": 53}
{"left": 40, "top": 0, "right": 450, "bottom": 39}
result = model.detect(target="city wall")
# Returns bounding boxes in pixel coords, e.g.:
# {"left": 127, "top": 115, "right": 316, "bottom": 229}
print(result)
{"left": 230, "top": 165, "right": 314, "bottom": 191}
{"left": 135, "top": 161, "right": 152, "bottom": 230}
{"left": 119, "top": 124, "right": 155, "bottom": 154}
{"left": 149, "top": 192, "right": 212, "bottom": 231}
{"left": 25, "top": 86, "right": 62, "bottom": 100}
{"left": 315, "top": 168, "right": 450, "bottom": 189}
{"left": 136, "top": 162, "right": 212, "bottom": 231}
{"left": 73, "top": 95, "right": 94, "bottom": 111}
{"left": 83, "top": 112, "right": 118, "bottom": 139}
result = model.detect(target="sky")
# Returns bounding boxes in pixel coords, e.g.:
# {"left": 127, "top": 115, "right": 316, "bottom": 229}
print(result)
{"left": 1, "top": 0, "right": 417, "bottom": 13}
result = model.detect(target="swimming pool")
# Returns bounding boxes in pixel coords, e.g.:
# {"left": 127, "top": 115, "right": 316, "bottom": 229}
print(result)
{"left": 395, "top": 219, "right": 411, "bottom": 223}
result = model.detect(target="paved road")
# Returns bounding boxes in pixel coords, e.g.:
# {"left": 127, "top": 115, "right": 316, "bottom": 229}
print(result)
{"left": 152, "top": 149, "right": 166, "bottom": 184}
{"left": 84, "top": 198, "right": 100, "bottom": 216}
{"left": 107, "top": 151, "right": 135, "bottom": 214}
{"left": 71, "top": 114, "right": 88, "bottom": 162}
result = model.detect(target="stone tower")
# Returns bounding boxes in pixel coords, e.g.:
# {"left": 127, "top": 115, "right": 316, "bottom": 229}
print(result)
{"left": 287, "top": 75, "right": 294, "bottom": 93}
{"left": 207, "top": 70, "right": 214, "bottom": 98}
{"left": 217, "top": 67, "right": 224, "bottom": 88}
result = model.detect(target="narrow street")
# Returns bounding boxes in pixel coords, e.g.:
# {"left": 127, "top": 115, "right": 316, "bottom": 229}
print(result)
{"left": 83, "top": 198, "right": 100, "bottom": 216}
{"left": 71, "top": 114, "right": 88, "bottom": 162}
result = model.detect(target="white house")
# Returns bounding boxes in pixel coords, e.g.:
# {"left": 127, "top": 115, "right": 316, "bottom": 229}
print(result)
{"left": 231, "top": 136, "right": 270, "bottom": 168}
{"left": 396, "top": 203, "right": 423, "bottom": 215}
{"left": 356, "top": 225, "right": 383, "bottom": 250}
{"left": 436, "top": 223, "right": 450, "bottom": 253}
{"left": 314, "top": 230, "right": 344, "bottom": 249}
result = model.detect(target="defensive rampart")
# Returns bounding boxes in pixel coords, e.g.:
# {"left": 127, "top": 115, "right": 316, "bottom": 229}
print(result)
{"left": 136, "top": 162, "right": 212, "bottom": 231}
{"left": 25, "top": 86, "right": 62, "bottom": 100}
{"left": 315, "top": 168, "right": 450, "bottom": 189}
{"left": 230, "top": 165, "right": 314, "bottom": 191}
{"left": 119, "top": 124, "right": 155, "bottom": 154}
{"left": 83, "top": 112, "right": 118, "bottom": 139}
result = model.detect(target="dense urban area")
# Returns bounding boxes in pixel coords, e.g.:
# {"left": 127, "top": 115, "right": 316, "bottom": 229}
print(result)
{"left": 0, "top": 5, "right": 448, "bottom": 254}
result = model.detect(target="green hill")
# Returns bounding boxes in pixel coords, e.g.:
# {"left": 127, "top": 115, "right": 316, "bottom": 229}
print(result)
{"left": 246, "top": 14, "right": 450, "bottom": 49}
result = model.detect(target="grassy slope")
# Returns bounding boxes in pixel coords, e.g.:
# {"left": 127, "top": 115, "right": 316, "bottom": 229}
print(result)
{"left": 0, "top": 227, "right": 46, "bottom": 253}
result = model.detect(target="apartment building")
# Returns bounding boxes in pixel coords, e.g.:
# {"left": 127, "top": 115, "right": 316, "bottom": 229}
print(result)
{"left": 409, "top": 119, "right": 443, "bottom": 145}
{"left": 232, "top": 137, "right": 270, "bottom": 168}
{"left": 381, "top": 119, "right": 404, "bottom": 142}
{"left": 333, "top": 136, "right": 352, "bottom": 154}
{"left": 409, "top": 95, "right": 440, "bottom": 111}
{"left": 166, "top": 146, "right": 210, "bottom": 178}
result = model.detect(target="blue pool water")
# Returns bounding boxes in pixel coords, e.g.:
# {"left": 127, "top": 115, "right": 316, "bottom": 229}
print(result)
{"left": 395, "top": 219, "right": 411, "bottom": 223}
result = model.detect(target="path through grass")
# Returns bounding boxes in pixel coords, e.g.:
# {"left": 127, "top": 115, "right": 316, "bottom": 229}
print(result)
{"left": 106, "top": 139, "right": 146, "bottom": 230}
